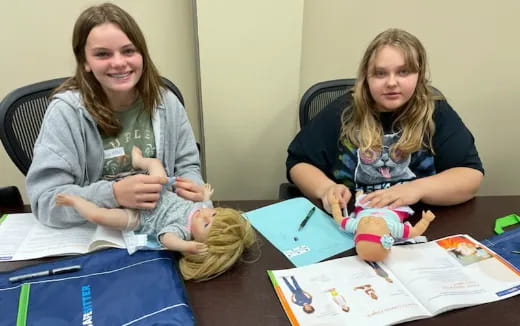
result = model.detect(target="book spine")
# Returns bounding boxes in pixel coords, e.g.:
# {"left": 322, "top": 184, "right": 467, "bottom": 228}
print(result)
{"left": 267, "top": 271, "right": 300, "bottom": 326}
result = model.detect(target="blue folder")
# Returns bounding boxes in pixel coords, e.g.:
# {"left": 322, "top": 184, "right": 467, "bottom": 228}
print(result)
{"left": 243, "top": 197, "right": 354, "bottom": 267}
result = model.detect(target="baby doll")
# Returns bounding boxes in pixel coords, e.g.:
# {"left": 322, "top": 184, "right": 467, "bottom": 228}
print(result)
{"left": 329, "top": 191, "right": 435, "bottom": 261}
{"left": 56, "top": 146, "right": 255, "bottom": 281}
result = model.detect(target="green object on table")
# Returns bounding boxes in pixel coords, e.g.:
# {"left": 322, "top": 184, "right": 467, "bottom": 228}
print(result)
{"left": 16, "top": 283, "right": 30, "bottom": 326}
{"left": 494, "top": 214, "right": 520, "bottom": 234}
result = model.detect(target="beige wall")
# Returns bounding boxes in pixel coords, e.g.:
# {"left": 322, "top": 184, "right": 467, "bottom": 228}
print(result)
{"left": 195, "top": 0, "right": 304, "bottom": 200}
{"left": 300, "top": 0, "right": 520, "bottom": 196}
{"left": 2, "top": 0, "right": 519, "bottom": 204}
{"left": 0, "top": 0, "right": 200, "bottom": 203}
{"left": 197, "top": 0, "right": 520, "bottom": 199}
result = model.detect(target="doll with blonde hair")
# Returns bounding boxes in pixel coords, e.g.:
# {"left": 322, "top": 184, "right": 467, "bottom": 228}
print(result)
{"left": 287, "top": 28, "right": 483, "bottom": 217}
{"left": 56, "top": 147, "right": 255, "bottom": 281}
{"left": 180, "top": 208, "right": 256, "bottom": 281}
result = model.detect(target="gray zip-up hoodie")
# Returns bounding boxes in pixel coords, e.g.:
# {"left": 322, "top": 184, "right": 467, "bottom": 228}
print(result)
{"left": 26, "top": 89, "right": 203, "bottom": 228}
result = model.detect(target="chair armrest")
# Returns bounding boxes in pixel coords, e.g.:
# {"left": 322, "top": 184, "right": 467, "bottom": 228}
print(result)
{"left": 0, "top": 186, "right": 24, "bottom": 211}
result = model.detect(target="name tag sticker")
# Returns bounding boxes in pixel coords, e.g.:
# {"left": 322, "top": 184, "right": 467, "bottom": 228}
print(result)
{"left": 284, "top": 245, "right": 311, "bottom": 258}
{"left": 104, "top": 147, "right": 125, "bottom": 159}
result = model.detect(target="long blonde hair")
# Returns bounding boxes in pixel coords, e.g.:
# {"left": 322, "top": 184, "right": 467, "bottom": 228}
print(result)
{"left": 342, "top": 28, "right": 439, "bottom": 154}
{"left": 179, "top": 208, "right": 256, "bottom": 282}
{"left": 53, "top": 2, "right": 163, "bottom": 136}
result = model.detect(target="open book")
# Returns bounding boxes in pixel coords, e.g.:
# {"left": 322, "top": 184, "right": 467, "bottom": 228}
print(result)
{"left": 0, "top": 213, "right": 126, "bottom": 261}
{"left": 268, "top": 234, "right": 520, "bottom": 326}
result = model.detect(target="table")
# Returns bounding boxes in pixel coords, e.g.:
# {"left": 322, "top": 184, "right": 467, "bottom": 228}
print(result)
{"left": 2, "top": 196, "right": 519, "bottom": 325}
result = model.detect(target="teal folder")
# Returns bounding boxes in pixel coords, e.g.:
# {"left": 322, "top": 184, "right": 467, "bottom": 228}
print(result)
{"left": 243, "top": 197, "right": 354, "bottom": 267}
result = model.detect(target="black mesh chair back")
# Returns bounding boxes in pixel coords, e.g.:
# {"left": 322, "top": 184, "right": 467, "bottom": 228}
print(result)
{"left": 0, "top": 77, "right": 183, "bottom": 175}
{"left": 299, "top": 78, "right": 356, "bottom": 127}
{"left": 280, "top": 78, "right": 356, "bottom": 200}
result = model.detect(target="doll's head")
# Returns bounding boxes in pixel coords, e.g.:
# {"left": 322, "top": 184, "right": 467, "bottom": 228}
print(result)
{"left": 329, "top": 191, "right": 402, "bottom": 261}
{"left": 179, "top": 208, "right": 256, "bottom": 281}
{"left": 354, "top": 215, "right": 394, "bottom": 261}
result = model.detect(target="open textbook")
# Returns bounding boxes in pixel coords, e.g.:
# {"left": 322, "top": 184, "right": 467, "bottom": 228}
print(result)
{"left": 268, "top": 234, "right": 520, "bottom": 326}
{"left": 0, "top": 213, "right": 126, "bottom": 261}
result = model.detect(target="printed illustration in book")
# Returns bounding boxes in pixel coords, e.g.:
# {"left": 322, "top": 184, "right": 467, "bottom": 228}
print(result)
{"left": 268, "top": 234, "right": 520, "bottom": 326}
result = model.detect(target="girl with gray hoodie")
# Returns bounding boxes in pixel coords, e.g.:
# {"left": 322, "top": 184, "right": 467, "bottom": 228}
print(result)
{"left": 26, "top": 3, "right": 205, "bottom": 228}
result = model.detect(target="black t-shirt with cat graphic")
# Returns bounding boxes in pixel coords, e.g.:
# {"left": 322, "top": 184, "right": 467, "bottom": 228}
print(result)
{"left": 286, "top": 94, "right": 484, "bottom": 194}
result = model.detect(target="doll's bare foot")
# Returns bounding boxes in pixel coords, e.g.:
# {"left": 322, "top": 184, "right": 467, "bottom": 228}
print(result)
{"left": 422, "top": 210, "right": 436, "bottom": 222}
{"left": 131, "top": 146, "right": 145, "bottom": 169}
{"left": 202, "top": 184, "right": 214, "bottom": 201}
{"left": 328, "top": 193, "right": 343, "bottom": 224}
{"left": 55, "top": 193, "right": 77, "bottom": 206}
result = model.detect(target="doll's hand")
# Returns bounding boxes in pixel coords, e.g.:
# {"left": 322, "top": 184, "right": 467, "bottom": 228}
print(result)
{"left": 202, "top": 184, "right": 214, "bottom": 201}
{"left": 360, "top": 182, "right": 424, "bottom": 209}
{"left": 183, "top": 241, "right": 208, "bottom": 255}
{"left": 321, "top": 184, "right": 351, "bottom": 214}
{"left": 113, "top": 174, "right": 167, "bottom": 209}
{"left": 174, "top": 177, "right": 207, "bottom": 202}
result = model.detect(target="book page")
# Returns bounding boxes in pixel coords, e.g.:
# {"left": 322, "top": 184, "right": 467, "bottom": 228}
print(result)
{"left": 384, "top": 234, "right": 520, "bottom": 315}
{"left": 269, "top": 255, "right": 431, "bottom": 326}
{"left": 0, "top": 213, "right": 94, "bottom": 261}
{"left": 88, "top": 225, "right": 126, "bottom": 252}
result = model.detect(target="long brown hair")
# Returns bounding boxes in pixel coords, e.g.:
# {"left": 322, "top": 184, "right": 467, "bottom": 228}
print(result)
{"left": 54, "top": 2, "right": 163, "bottom": 136}
{"left": 342, "top": 28, "right": 440, "bottom": 154}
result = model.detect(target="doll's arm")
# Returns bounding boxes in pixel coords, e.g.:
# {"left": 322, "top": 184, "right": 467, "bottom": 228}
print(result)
{"left": 408, "top": 210, "right": 436, "bottom": 238}
{"left": 328, "top": 193, "right": 344, "bottom": 225}
{"left": 159, "top": 232, "right": 208, "bottom": 254}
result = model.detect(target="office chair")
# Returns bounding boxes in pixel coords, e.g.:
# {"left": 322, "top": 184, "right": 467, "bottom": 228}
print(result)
{"left": 279, "top": 79, "right": 356, "bottom": 200}
{"left": 299, "top": 78, "right": 356, "bottom": 128}
{"left": 0, "top": 76, "right": 184, "bottom": 176}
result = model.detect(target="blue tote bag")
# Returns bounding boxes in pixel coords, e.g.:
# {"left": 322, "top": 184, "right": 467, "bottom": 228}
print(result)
{"left": 0, "top": 249, "right": 194, "bottom": 326}
{"left": 481, "top": 226, "right": 520, "bottom": 271}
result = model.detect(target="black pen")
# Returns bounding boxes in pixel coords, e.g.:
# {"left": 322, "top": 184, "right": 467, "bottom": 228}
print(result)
{"left": 9, "top": 265, "right": 82, "bottom": 283}
{"left": 298, "top": 207, "right": 316, "bottom": 231}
